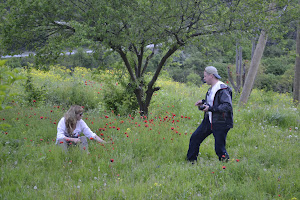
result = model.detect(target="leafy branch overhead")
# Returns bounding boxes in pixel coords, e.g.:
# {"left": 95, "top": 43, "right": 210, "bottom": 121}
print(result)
{"left": 0, "top": 0, "right": 296, "bottom": 115}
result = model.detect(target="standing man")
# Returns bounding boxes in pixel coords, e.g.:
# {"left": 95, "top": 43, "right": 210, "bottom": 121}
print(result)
{"left": 187, "top": 66, "right": 233, "bottom": 162}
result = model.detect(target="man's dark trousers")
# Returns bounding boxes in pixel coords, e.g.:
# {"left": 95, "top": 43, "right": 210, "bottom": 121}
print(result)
{"left": 187, "top": 117, "right": 230, "bottom": 162}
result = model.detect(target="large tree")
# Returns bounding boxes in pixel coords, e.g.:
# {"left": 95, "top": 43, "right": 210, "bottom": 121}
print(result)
{"left": 0, "top": 0, "right": 292, "bottom": 115}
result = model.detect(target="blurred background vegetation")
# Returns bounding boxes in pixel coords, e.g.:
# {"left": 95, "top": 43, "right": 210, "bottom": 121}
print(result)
{"left": 2, "top": 30, "right": 297, "bottom": 94}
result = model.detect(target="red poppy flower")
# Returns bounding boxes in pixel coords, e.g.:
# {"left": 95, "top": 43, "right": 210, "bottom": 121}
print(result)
{"left": 236, "top": 159, "right": 240, "bottom": 162}
{"left": 105, "top": 115, "right": 109, "bottom": 118}
{"left": 60, "top": 141, "right": 64, "bottom": 144}
{"left": 110, "top": 159, "right": 114, "bottom": 162}
{"left": 222, "top": 166, "right": 226, "bottom": 169}
{"left": 90, "top": 137, "right": 94, "bottom": 140}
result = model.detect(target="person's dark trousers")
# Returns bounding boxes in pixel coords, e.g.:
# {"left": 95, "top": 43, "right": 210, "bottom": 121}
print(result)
{"left": 186, "top": 117, "right": 230, "bottom": 162}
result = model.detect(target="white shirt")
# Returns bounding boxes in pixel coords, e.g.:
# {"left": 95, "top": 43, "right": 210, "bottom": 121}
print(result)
{"left": 56, "top": 117, "right": 97, "bottom": 143}
{"left": 207, "top": 80, "right": 224, "bottom": 123}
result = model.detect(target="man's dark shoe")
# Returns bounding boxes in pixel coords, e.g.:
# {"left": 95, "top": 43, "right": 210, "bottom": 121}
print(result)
{"left": 220, "top": 154, "right": 229, "bottom": 162}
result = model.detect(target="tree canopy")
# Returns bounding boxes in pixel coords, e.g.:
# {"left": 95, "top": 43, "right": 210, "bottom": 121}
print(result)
{"left": 0, "top": 0, "right": 296, "bottom": 114}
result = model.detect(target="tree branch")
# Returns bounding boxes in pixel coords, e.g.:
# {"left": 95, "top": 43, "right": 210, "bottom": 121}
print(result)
{"left": 141, "top": 44, "right": 156, "bottom": 76}
{"left": 148, "top": 44, "right": 181, "bottom": 89}
{"left": 115, "top": 47, "right": 136, "bottom": 83}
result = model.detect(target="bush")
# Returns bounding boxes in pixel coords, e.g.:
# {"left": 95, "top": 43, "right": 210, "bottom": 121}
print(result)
{"left": 254, "top": 65, "right": 294, "bottom": 93}
{"left": 102, "top": 83, "right": 138, "bottom": 116}
{"left": 167, "top": 65, "right": 193, "bottom": 83}
{"left": 23, "top": 69, "right": 46, "bottom": 105}
{"left": 262, "top": 56, "right": 294, "bottom": 76}
{"left": 186, "top": 73, "right": 203, "bottom": 86}
{"left": 93, "top": 69, "right": 139, "bottom": 115}
{"left": 274, "top": 67, "right": 294, "bottom": 93}
{"left": 254, "top": 73, "right": 277, "bottom": 91}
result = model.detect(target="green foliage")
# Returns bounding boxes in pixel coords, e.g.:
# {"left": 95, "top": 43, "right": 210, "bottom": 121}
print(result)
{"left": 254, "top": 73, "right": 278, "bottom": 91}
{"left": 102, "top": 83, "right": 138, "bottom": 116}
{"left": 254, "top": 65, "right": 295, "bottom": 93}
{"left": 262, "top": 56, "right": 295, "bottom": 75}
{"left": 23, "top": 69, "right": 46, "bottom": 105}
{"left": 4, "top": 57, "right": 35, "bottom": 69}
{"left": 167, "top": 63, "right": 193, "bottom": 83}
{"left": 93, "top": 70, "right": 139, "bottom": 116}
{"left": 0, "top": 64, "right": 25, "bottom": 131}
{"left": 56, "top": 48, "right": 121, "bottom": 69}
{"left": 0, "top": 65, "right": 25, "bottom": 109}
{"left": 186, "top": 73, "right": 202, "bottom": 86}
{"left": 0, "top": 60, "right": 7, "bottom": 66}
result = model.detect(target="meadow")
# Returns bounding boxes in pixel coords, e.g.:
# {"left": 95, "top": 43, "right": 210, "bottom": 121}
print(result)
{"left": 0, "top": 66, "right": 299, "bottom": 199}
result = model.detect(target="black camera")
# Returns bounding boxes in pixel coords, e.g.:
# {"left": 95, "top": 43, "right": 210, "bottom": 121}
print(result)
{"left": 199, "top": 105, "right": 206, "bottom": 110}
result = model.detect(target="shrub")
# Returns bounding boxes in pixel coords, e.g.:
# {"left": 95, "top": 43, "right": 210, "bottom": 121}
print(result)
{"left": 262, "top": 56, "right": 294, "bottom": 76}
{"left": 102, "top": 82, "right": 138, "bottom": 116}
{"left": 23, "top": 69, "right": 46, "bottom": 105}
{"left": 93, "top": 69, "right": 139, "bottom": 115}
{"left": 254, "top": 73, "right": 278, "bottom": 91}
{"left": 186, "top": 73, "right": 203, "bottom": 86}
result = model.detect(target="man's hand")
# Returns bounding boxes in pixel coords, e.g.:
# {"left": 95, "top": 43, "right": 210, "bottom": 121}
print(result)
{"left": 195, "top": 100, "right": 203, "bottom": 106}
{"left": 202, "top": 105, "right": 209, "bottom": 112}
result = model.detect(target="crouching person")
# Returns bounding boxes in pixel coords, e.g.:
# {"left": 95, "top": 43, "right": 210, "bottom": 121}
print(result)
{"left": 56, "top": 105, "right": 106, "bottom": 152}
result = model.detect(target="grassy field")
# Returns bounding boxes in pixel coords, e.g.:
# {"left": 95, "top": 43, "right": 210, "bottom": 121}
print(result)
{"left": 0, "top": 66, "right": 299, "bottom": 199}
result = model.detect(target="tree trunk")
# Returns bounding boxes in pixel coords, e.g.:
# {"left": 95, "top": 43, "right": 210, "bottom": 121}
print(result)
{"left": 251, "top": 38, "right": 256, "bottom": 60}
{"left": 117, "top": 44, "right": 180, "bottom": 116}
{"left": 238, "top": 46, "right": 242, "bottom": 91}
{"left": 293, "top": 22, "right": 300, "bottom": 105}
{"left": 235, "top": 43, "right": 241, "bottom": 92}
{"left": 227, "top": 65, "right": 238, "bottom": 92}
{"left": 239, "top": 30, "right": 268, "bottom": 105}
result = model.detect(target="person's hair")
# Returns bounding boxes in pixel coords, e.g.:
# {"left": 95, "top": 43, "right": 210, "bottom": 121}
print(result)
{"left": 64, "top": 105, "right": 83, "bottom": 136}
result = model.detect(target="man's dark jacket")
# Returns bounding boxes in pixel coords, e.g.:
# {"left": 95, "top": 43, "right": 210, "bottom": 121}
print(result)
{"left": 201, "top": 84, "right": 233, "bottom": 130}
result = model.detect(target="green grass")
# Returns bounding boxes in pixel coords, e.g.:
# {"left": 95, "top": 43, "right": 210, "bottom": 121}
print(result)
{"left": 0, "top": 67, "right": 299, "bottom": 199}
